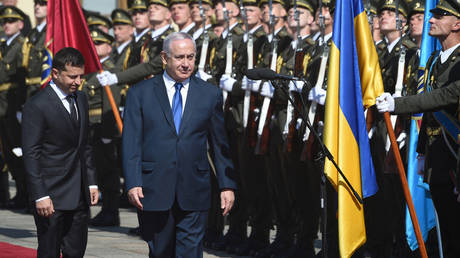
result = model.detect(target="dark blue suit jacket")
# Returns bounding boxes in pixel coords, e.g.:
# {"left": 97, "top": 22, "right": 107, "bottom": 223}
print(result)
{"left": 122, "top": 74, "right": 237, "bottom": 211}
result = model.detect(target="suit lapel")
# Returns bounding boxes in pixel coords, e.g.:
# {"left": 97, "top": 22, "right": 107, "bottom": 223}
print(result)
{"left": 45, "top": 85, "right": 77, "bottom": 136}
{"left": 152, "top": 76, "right": 176, "bottom": 133}
{"left": 179, "top": 77, "right": 199, "bottom": 135}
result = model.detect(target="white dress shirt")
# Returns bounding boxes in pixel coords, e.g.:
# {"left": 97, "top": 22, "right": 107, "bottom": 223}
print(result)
{"left": 440, "top": 43, "right": 460, "bottom": 64}
{"left": 163, "top": 71, "right": 189, "bottom": 114}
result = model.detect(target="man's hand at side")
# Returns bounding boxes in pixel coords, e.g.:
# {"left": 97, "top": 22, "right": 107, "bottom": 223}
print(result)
{"left": 128, "top": 187, "right": 144, "bottom": 210}
{"left": 90, "top": 188, "right": 99, "bottom": 205}
{"left": 36, "top": 198, "right": 54, "bottom": 218}
{"left": 220, "top": 189, "right": 235, "bottom": 216}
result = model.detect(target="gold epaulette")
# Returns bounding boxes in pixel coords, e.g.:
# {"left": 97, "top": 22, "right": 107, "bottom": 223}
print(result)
{"left": 303, "top": 53, "right": 311, "bottom": 76}
{"left": 21, "top": 37, "right": 32, "bottom": 68}
{"left": 0, "top": 83, "right": 12, "bottom": 92}
{"left": 89, "top": 108, "right": 102, "bottom": 117}
{"left": 25, "top": 77, "right": 41, "bottom": 85}
{"left": 276, "top": 55, "right": 283, "bottom": 74}
{"left": 123, "top": 47, "right": 131, "bottom": 70}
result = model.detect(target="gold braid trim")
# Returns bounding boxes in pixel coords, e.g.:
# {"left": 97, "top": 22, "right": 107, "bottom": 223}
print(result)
{"left": 276, "top": 55, "right": 283, "bottom": 74}
{"left": 209, "top": 47, "right": 216, "bottom": 68}
{"left": 78, "top": 79, "right": 86, "bottom": 91}
{"left": 123, "top": 47, "right": 131, "bottom": 70}
{"left": 21, "top": 38, "right": 32, "bottom": 68}
{"left": 303, "top": 53, "right": 311, "bottom": 76}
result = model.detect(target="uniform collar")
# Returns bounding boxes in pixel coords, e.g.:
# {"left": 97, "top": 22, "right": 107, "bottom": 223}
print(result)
{"left": 180, "top": 22, "right": 196, "bottom": 34}
{"left": 37, "top": 21, "right": 46, "bottom": 32}
{"left": 243, "top": 24, "right": 263, "bottom": 43}
{"left": 6, "top": 32, "right": 20, "bottom": 46}
{"left": 152, "top": 24, "right": 171, "bottom": 40}
{"left": 222, "top": 22, "right": 239, "bottom": 39}
{"left": 134, "top": 28, "right": 151, "bottom": 43}
{"left": 117, "top": 40, "right": 131, "bottom": 54}
{"left": 439, "top": 43, "right": 460, "bottom": 64}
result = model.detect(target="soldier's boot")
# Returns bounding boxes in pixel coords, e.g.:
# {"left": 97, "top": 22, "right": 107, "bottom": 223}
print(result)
{"left": 210, "top": 224, "right": 247, "bottom": 251}
{"left": 8, "top": 174, "right": 27, "bottom": 209}
{"left": 0, "top": 170, "right": 9, "bottom": 208}
{"left": 234, "top": 226, "right": 269, "bottom": 256}
{"left": 90, "top": 209, "right": 120, "bottom": 227}
{"left": 254, "top": 227, "right": 292, "bottom": 258}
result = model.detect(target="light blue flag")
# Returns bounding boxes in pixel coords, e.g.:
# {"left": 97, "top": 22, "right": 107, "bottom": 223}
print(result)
{"left": 405, "top": 0, "right": 439, "bottom": 250}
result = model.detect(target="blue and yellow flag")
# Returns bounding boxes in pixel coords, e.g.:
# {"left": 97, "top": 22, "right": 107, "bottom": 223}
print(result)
{"left": 324, "top": 0, "right": 382, "bottom": 256}
{"left": 405, "top": 0, "right": 438, "bottom": 250}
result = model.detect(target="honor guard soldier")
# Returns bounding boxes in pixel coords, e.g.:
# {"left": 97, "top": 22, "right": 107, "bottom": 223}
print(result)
{"left": 376, "top": 0, "right": 460, "bottom": 256}
{"left": 405, "top": 0, "right": 425, "bottom": 96}
{"left": 22, "top": 0, "right": 47, "bottom": 101}
{"left": 207, "top": 0, "right": 245, "bottom": 251}
{"left": 126, "top": 0, "right": 151, "bottom": 69}
{"left": 110, "top": 9, "right": 134, "bottom": 70}
{"left": 190, "top": 0, "right": 218, "bottom": 72}
{"left": 0, "top": 6, "right": 28, "bottom": 210}
{"left": 83, "top": 28, "right": 123, "bottom": 227}
{"left": 273, "top": 0, "right": 318, "bottom": 256}
{"left": 170, "top": 0, "right": 196, "bottom": 34}
{"left": 86, "top": 12, "right": 112, "bottom": 34}
{"left": 365, "top": 0, "right": 417, "bottom": 256}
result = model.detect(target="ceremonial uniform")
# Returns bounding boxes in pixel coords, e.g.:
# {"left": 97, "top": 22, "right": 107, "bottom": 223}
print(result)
{"left": 22, "top": 21, "right": 46, "bottom": 99}
{"left": 0, "top": 6, "right": 28, "bottom": 209}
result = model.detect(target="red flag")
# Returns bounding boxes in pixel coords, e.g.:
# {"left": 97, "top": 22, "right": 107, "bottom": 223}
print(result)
{"left": 45, "top": 0, "right": 101, "bottom": 76}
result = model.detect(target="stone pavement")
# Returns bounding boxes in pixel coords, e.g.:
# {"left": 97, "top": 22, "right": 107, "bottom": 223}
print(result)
{"left": 0, "top": 177, "right": 248, "bottom": 258}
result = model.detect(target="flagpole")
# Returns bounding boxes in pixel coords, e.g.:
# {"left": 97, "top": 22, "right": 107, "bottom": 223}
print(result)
{"left": 383, "top": 112, "right": 428, "bottom": 258}
{"left": 100, "top": 70, "right": 123, "bottom": 134}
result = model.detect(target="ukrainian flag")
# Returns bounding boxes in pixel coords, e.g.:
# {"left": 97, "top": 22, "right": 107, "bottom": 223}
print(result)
{"left": 324, "top": 0, "right": 382, "bottom": 256}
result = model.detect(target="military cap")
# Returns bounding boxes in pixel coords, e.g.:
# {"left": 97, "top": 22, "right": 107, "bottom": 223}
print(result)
{"left": 378, "top": 0, "right": 409, "bottom": 17}
{"left": 87, "top": 13, "right": 112, "bottom": 29}
{"left": 241, "top": 0, "right": 258, "bottom": 6}
{"left": 408, "top": 0, "right": 425, "bottom": 16}
{"left": 90, "top": 28, "right": 115, "bottom": 45}
{"left": 169, "top": 0, "right": 189, "bottom": 6}
{"left": 34, "top": 0, "right": 48, "bottom": 5}
{"left": 111, "top": 9, "right": 133, "bottom": 25}
{"left": 189, "top": 0, "right": 213, "bottom": 6}
{"left": 259, "top": 0, "right": 288, "bottom": 9}
{"left": 430, "top": 0, "right": 460, "bottom": 18}
{"left": 130, "top": 0, "right": 149, "bottom": 11}
{"left": 0, "top": 6, "right": 26, "bottom": 21}
{"left": 223, "top": 0, "right": 239, "bottom": 5}
{"left": 364, "top": 0, "right": 382, "bottom": 15}
{"left": 150, "top": 0, "right": 169, "bottom": 7}
{"left": 289, "top": 0, "right": 316, "bottom": 13}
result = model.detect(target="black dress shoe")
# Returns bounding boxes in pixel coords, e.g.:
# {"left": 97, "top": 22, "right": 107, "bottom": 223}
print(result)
{"left": 210, "top": 232, "right": 245, "bottom": 251}
{"left": 90, "top": 210, "right": 120, "bottom": 227}
{"left": 254, "top": 238, "right": 291, "bottom": 258}
{"left": 234, "top": 238, "right": 268, "bottom": 256}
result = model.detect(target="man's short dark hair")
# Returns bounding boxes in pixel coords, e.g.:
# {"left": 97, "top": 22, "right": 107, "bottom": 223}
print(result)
{"left": 52, "top": 47, "right": 85, "bottom": 71}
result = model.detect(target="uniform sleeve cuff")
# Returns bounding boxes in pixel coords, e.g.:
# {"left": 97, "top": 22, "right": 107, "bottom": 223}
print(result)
{"left": 35, "top": 196, "right": 50, "bottom": 202}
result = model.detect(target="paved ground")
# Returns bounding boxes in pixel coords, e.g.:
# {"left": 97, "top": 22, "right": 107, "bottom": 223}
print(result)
{"left": 0, "top": 177, "right": 248, "bottom": 258}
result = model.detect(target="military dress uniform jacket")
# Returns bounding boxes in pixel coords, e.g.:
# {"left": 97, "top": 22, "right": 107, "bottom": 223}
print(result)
{"left": 193, "top": 25, "right": 218, "bottom": 73}
{"left": 116, "top": 26, "right": 175, "bottom": 85}
{"left": 0, "top": 34, "right": 25, "bottom": 119}
{"left": 22, "top": 25, "right": 46, "bottom": 100}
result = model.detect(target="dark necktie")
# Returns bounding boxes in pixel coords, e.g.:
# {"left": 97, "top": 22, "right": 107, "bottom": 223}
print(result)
{"left": 66, "top": 94, "right": 78, "bottom": 127}
{"left": 172, "top": 82, "right": 183, "bottom": 134}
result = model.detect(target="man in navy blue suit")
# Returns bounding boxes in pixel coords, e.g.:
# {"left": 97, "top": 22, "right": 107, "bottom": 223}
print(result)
{"left": 122, "top": 32, "right": 237, "bottom": 258}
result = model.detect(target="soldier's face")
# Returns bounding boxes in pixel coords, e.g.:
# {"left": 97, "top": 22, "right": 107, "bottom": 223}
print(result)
{"left": 315, "top": 7, "right": 333, "bottom": 27}
{"left": 171, "top": 3, "right": 192, "bottom": 27}
{"left": 95, "top": 42, "right": 112, "bottom": 59}
{"left": 429, "top": 14, "right": 460, "bottom": 39}
{"left": 288, "top": 8, "right": 314, "bottom": 30}
{"left": 2, "top": 19, "right": 23, "bottom": 37}
{"left": 132, "top": 10, "right": 150, "bottom": 30}
{"left": 161, "top": 39, "right": 196, "bottom": 82}
{"left": 52, "top": 65, "right": 85, "bottom": 95}
{"left": 190, "top": 3, "right": 213, "bottom": 24}
{"left": 149, "top": 4, "right": 171, "bottom": 24}
{"left": 113, "top": 24, "right": 133, "bottom": 44}
{"left": 215, "top": 2, "right": 239, "bottom": 22}
{"left": 409, "top": 13, "right": 424, "bottom": 38}
{"left": 245, "top": 6, "right": 262, "bottom": 27}
{"left": 379, "top": 10, "right": 406, "bottom": 33}
{"left": 34, "top": 2, "right": 47, "bottom": 20}
{"left": 261, "top": 3, "right": 287, "bottom": 25}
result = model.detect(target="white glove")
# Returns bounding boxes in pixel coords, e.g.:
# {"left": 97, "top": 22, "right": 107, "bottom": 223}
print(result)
{"left": 249, "top": 79, "right": 262, "bottom": 92}
{"left": 196, "top": 70, "right": 212, "bottom": 81}
{"left": 289, "top": 80, "right": 304, "bottom": 92}
{"left": 260, "top": 81, "right": 275, "bottom": 98}
{"left": 219, "top": 74, "right": 236, "bottom": 92}
{"left": 376, "top": 92, "right": 395, "bottom": 113}
{"left": 97, "top": 71, "right": 118, "bottom": 86}
{"left": 16, "top": 111, "right": 22, "bottom": 124}
{"left": 241, "top": 76, "right": 250, "bottom": 90}
{"left": 101, "top": 138, "right": 113, "bottom": 144}
{"left": 12, "top": 147, "right": 22, "bottom": 157}
{"left": 308, "top": 87, "right": 327, "bottom": 105}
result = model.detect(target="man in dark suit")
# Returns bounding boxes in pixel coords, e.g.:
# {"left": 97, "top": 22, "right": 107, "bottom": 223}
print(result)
{"left": 22, "top": 47, "right": 99, "bottom": 258}
{"left": 122, "top": 32, "right": 236, "bottom": 258}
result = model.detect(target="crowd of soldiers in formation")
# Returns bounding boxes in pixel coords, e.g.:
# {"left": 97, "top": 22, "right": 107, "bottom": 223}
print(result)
{"left": 0, "top": 0, "right": 453, "bottom": 257}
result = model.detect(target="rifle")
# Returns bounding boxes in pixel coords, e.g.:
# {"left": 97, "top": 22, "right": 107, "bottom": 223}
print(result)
{"left": 222, "top": 0, "right": 233, "bottom": 109}
{"left": 301, "top": 1, "right": 329, "bottom": 160}
{"left": 240, "top": 1, "right": 253, "bottom": 132}
{"left": 255, "top": 0, "right": 277, "bottom": 155}
{"left": 284, "top": 0, "right": 303, "bottom": 153}
{"left": 198, "top": 0, "right": 210, "bottom": 73}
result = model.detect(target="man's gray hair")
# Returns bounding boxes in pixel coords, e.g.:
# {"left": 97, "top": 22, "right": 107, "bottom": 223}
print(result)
{"left": 162, "top": 32, "right": 196, "bottom": 56}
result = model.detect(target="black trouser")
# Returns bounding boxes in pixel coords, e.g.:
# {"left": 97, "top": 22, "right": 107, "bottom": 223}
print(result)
{"left": 33, "top": 195, "right": 90, "bottom": 258}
